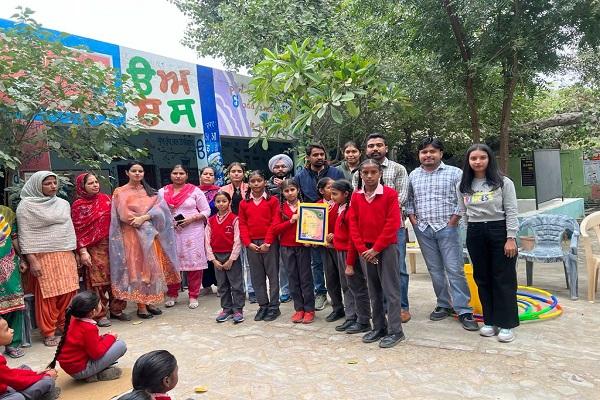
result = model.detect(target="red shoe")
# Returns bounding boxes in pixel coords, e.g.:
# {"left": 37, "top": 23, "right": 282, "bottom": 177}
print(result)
{"left": 303, "top": 311, "right": 315, "bottom": 324}
{"left": 291, "top": 311, "right": 305, "bottom": 323}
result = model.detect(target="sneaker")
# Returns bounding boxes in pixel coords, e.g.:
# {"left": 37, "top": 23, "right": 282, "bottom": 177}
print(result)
{"left": 302, "top": 311, "right": 315, "bottom": 324}
{"left": 280, "top": 294, "right": 291, "bottom": 303}
{"left": 498, "top": 328, "right": 515, "bottom": 343}
{"left": 189, "top": 299, "right": 199, "bottom": 309}
{"left": 40, "top": 387, "right": 61, "bottom": 400}
{"left": 315, "top": 294, "right": 327, "bottom": 311}
{"left": 165, "top": 297, "right": 177, "bottom": 308}
{"left": 263, "top": 308, "right": 281, "bottom": 322}
{"left": 429, "top": 306, "right": 454, "bottom": 321}
{"left": 216, "top": 310, "right": 233, "bottom": 323}
{"left": 479, "top": 325, "right": 498, "bottom": 337}
{"left": 291, "top": 310, "right": 305, "bottom": 323}
{"left": 458, "top": 313, "right": 479, "bottom": 331}
{"left": 97, "top": 366, "right": 122, "bottom": 381}
{"left": 248, "top": 292, "right": 257, "bottom": 304}
{"left": 254, "top": 307, "right": 268, "bottom": 321}
{"left": 379, "top": 332, "right": 406, "bottom": 348}
{"left": 335, "top": 319, "right": 356, "bottom": 332}
{"left": 233, "top": 312, "right": 245, "bottom": 324}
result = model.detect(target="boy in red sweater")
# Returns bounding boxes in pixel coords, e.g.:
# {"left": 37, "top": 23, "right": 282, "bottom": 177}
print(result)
{"left": 49, "top": 291, "right": 127, "bottom": 382}
{"left": 349, "top": 160, "right": 405, "bottom": 348}
{"left": 0, "top": 317, "right": 59, "bottom": 399}
{"left": 238, "top": 170, "right": 281, "bottom": 322}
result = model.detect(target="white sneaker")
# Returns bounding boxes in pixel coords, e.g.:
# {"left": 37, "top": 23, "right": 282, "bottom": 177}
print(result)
{"left": 165, "top": 297, "right": 177, "bottom": 308}
{"left": 189, "top": 299, "right": 199, "bottom": 309}
{"left": 498, "top": 328, "right": 515, "bottom": 343}
{"left": 479, "top": 325, "right": 498, "bottom": 337}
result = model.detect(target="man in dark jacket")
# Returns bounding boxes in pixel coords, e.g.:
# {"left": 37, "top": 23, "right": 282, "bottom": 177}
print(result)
{"left": 294, "top": 143, "right": 344, "bottom": 311}
{"left": 267, "top": 154, "right": 294, "bottom": 197}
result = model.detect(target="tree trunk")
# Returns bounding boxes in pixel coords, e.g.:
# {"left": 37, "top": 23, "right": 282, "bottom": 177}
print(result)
{"left": 499, "top": 61, "right": 518, "bottom": 173}
{"left": 441, "top": 0, "right": 481, "bottom": 143}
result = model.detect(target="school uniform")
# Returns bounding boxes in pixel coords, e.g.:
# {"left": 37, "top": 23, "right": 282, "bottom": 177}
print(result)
{"left": 317, "top": 200, "right": 344, "bottom": 315}
{"left": 0, "top": 355, "right": 55, "bottom": 400}
{"left": 57, "top": 318, "right": 127, "bottom": 379}
{"left": 238, "top": 193, "right": 280, "bottom": 310}
{"left": 273, "top": 202, "right": 314, "bottom": 312}
{"left": 333, "top": 203, "right": 371, "bottom": 325}
{"left": 205, "top": 211, "right": 245, "bottom": 313}
{"left": 349, "top": 184, "right": 403, "bottom": 335}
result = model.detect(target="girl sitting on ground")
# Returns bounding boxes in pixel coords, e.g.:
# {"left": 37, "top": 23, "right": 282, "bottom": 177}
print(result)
{"left": 49, "top": 291, "right": 127, "bottom": 382}
{"left": 132, "top": 350, "right": 178, "bottom": 400}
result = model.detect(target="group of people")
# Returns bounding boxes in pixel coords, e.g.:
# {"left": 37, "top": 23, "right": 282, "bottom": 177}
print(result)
{"left": 0, "top": 132, "right": 522, "bottom": 398}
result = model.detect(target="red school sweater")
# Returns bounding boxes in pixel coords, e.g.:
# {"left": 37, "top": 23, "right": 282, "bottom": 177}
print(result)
{"left": 333, "top": 204, "right": 357, "bottom": 266}
{"left": 57, "top": 318, "right": 117, "bottom": 375}
{"left": 272, "top": 202, "right": 301, "bottom": 247}
{"left": 208, "top": 212, "right": 238, "bottom": 253}
{"left": 0, "top": 354, "right": 46, "bottom": 394}
{"left": 238, "top": 196, "right": 279, "bottom": 246}
{"left": 349, "top": 186, "right": 401, "bottom": 254}
{"left": 316, "top": 199, "right": 338, "bottom": 238}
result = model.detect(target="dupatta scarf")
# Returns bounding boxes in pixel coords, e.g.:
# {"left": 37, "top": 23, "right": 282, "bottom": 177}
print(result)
{"left": 71, "top": 173, "right": 112, "bottom": 249}
{"left": 162, "top": 183, "right": 196, "bottom": 209}
{"left": 109, "top": 185, "right": 179, "bottom": 299}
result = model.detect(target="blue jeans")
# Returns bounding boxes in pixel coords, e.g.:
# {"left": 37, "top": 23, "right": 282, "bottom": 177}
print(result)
{"left": 415, "top": 225, "right": 472, "bottom": 315}
{"left": 397, "top": 228, "right": 409, "bottom": 310}
{"left": 279, "top": 253, "right": 289, "bottom": 296}
{"left": 310, "top": 247, "right": 327, "bottom": 295}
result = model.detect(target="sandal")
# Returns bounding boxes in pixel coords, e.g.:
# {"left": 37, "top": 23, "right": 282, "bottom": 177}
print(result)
{"left": 165, "top": 297, "right": 177, "bottom": 308}
{"left": 146, "top": 305, "right": 163, "bottom": 315}
{"left": 4, "top": 346, "right": 25, "bottom": 358}
{"left": 189, "top": 299, "right": 199, "bottom": 309}
{"left": 97, "top": 318, "right": 112, "bottom": 327}
{"left": 111, "top": 312, "right": 132, "bottom": 322}
{"left": 136, "top": 311, "right": 153, "bottom": 319}
{"left": 43, "top": 336, "right": 60, "bottom": 347}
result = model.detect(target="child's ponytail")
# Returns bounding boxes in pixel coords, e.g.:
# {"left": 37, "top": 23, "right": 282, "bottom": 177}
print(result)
{"left": 47, "top": 306, "right": 73, "bottom": 369}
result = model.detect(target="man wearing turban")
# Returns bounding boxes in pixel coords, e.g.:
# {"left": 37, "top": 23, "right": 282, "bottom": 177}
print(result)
{"left": 267, "top": 154, "right": 294, "bottom": 196}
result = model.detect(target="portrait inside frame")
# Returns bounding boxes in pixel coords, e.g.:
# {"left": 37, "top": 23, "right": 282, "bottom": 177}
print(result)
{"left": 296, "top": 202, "right": 329, "bottom": 246}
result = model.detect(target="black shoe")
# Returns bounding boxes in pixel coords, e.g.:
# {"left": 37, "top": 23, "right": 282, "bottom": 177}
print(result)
{"left": 335, "top": 319, "right": 356, "bottom": 332}
{"left": 325, "top": 310, "right": 345, "bottom": 323}
{"left": 111, "top": 312, "right": 132, "bottom": 322}
{"left": 379, "top": 332, "right": 406, "bottom": 348}
{"left": 429, "top": 306, "right": 454, "bottom": 321}
{"left": 254, "top": 307, "right": 268, "bottom": 321}
{"left": 146, "top": 305, "right": 163, "bottom": 315}
{"left": 459, "top": 313, "right": 479, "bottom": 331}
{"left": 263, "top": 308, "right": 281, "bottom": 321}
{"left": 136, "top": 312, "right": 153, "bottom": 319}
{"left": 362, "top": 329, "right": 386, "bottom": 343}
{"left": 346, "top": 322, "right": 371, "bottom": 334}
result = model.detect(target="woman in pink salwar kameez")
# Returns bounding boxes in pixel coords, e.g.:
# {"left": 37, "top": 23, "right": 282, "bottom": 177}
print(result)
{"left": 159, "top": 165, "right": 211, "bottom": 309}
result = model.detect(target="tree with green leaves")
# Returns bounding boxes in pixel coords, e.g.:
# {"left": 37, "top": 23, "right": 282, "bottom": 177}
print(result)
{"left": 0, "top": 8, "right": 149, "bottom": 190}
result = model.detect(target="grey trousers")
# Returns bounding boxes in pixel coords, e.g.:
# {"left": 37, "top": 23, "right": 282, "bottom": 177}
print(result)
{"left": 320, "top": 247, "right": 343, "bottom": 313}
{"left": 214, "top": 252, "right": 245, "bottom": 312}
{"left": 359, "top": 246, "right": 403, "bottom": 334}
{"left": 71, "top": 340, "right": 127, "bottom": 380}
{"left": 337, "top": 250, "right": 371, "bottom": 324}
{"left": 281, "top": 246, "right": 314, "bottom": 311}
{"left": 0, "top": 370, "right": 54, "bottom": 400}
{"left": 246, "top": 239, "right": 280, "bottom": 309}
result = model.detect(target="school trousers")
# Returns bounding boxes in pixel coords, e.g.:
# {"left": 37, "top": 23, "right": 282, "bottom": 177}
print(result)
{"left": 246, "top": 239, "right": 280, "bottom": 310}
{"left": 0, "top": 369, "right": 54, "bottom": 400}
{"left": 320, "top": 247, "right": 343, "bottom": 313}
{"left": 467, "top": 221, "right": 519, "bottom": 329}
{"left": 359, "top": 245, "right": 403, "bottom": 334}
{"left": 337, "top": 250, "right": 371, "bottom": 324}
{"left": 71, "top": 340, "right": 127, "bottom": 380}
{"left": 281, "top": 246, "right": 314, "bottom": 312}
{"left": 213, "top": 252, "right": 245, "bottom": 313}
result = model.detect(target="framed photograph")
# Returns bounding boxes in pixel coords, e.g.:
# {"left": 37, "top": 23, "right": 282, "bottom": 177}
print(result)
{"left": 296, "top": 202, "right": 329, "bottom": 246}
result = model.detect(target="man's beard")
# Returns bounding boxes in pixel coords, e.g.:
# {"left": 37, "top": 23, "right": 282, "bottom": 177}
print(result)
{"left": 275, "top": 172, "right": 289, "bottom": 179}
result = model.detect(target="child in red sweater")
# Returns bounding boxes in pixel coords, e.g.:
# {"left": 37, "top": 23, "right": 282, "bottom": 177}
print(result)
{"left": 331, "top": 179, "right": 372, "bottom": 334}
{"left": 0, "top": 317, "right": 59, "bottom": 400}
{"left": 272, "top": 179, "right": 315, "bottom": 324}
{"left": 238, "top": 170, "right": 281, "bottom": 322}
{"left": 205, "top": 191, "right": 245, "bottom": 324}
{"left": 49, "top": 291, "right": 127, "bottom": 382}
{"left": 349, "top": 159, "right": 404, "bottom": 348}
{"left": 131, "top": 350, "right": 178, "bottom": 400}
{"left": 316, "top": 177, "right": 345, "bottom": 324}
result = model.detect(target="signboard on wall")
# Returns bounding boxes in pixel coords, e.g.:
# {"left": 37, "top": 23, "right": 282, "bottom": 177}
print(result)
{"left": 520, "top": 158, "right": 536, "bottom": 187}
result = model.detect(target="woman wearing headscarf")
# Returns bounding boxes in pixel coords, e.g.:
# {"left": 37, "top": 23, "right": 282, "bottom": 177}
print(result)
{"left": 109, "top": 162, "right": 180, "bottom": 319}
{"left": 71, "top": 173, "right": 128, "bottom": 326}
{"left": 159, "top": 165, "right": 211, "bottom": 309}
{"left": 0, "top": 206, "right": 26, "bottom": 358}
{"left": 16, "top": 171, "right": 79, "bottom": 347}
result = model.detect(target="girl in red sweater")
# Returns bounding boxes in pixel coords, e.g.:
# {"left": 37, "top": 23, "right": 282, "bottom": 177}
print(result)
{"left": 131, "top": 350, "right": 178, "bottom": 400}
{"left": 205, "top": 191, "right": 245, "bottom": 324}
{"left": 349, "top": 159, "right": 404, "bottom": 348}
{"left": 316, "top": 177, "right": 345, "bottom": 325}
{"left": 238, "top": 170, "right": 281, "bottom": 322}
{"left": 0, "top": 317, "right": 59, "bottom": 399}
{"left": 272, "top": 180, "right": 315, "bottom": 324}
{"left": 49, "top": 291, "right": 127, "bottom": 382}
{"left": 331, "top": 179, "right": 372, "bottom": 334}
